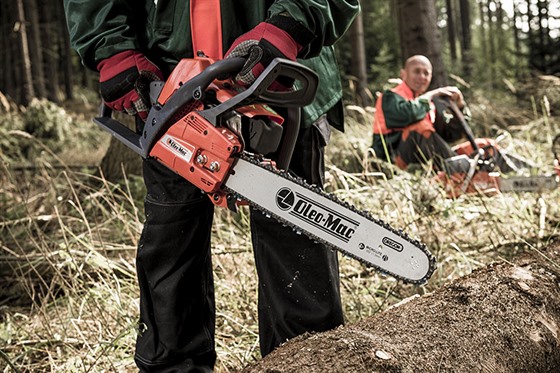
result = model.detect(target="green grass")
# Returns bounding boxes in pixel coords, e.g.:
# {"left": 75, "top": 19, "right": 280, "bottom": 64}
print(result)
{"left": 1, "top": 92, "right": 559, "bottom": 372}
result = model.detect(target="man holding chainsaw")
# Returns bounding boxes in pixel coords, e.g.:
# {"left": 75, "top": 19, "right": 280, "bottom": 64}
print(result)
{"left": 64, "top": 1, "right": 359, "bottom": 371}
{"left": 372, "top": 54, "right": 468, "bottom": 171}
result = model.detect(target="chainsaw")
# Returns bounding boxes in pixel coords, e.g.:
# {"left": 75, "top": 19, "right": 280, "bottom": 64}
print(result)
{"left": 94, "top": 56, "right": 436, "bottom": 284}
{"left": 433, "top": 98, "right": 560, "bottom": 197}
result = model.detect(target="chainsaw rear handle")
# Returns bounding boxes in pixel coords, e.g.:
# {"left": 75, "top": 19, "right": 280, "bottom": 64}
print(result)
{"left": 94, "top": 57, "right": 318, "bottom": 159}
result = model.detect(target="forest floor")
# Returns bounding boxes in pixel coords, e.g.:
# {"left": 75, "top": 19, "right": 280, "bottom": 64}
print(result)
{"left": 1, "top": 78, "right": 560, "bottom": 371}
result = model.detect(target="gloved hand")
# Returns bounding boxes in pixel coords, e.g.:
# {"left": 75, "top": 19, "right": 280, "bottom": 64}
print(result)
{"left": 224, "top": 15, "right": 314, "bottom": 90}
{"left": 97, "top": 50, "right": 163, "bottom": 120}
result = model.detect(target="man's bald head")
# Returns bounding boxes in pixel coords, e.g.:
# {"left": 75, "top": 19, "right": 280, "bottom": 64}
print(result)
{"left": 400, "top": 55, "right": 433, "bottom": 95}
{"left": 404, "top": 55, "right": 432, "bottom": 70}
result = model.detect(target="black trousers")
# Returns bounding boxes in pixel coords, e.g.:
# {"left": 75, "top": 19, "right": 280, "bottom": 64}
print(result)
{"left": 394, "top": 130, "right": 456, "bottom": 171}
{"left": 134, "top": 123, "right": 344, "bottom": 372}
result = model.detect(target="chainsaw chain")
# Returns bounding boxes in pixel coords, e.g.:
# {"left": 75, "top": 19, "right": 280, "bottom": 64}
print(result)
{"left": 223, "top": 153, "right": 436, "bottom": 284}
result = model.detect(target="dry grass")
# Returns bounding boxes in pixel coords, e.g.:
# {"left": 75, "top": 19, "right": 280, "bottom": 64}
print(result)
{"left": 1, "top": 91, "right": 559, "bottom": 372}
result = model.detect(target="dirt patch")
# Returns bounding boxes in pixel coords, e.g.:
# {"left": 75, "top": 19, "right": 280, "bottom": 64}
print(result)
{"left": 241, "top": 243, "right": 560, "bottom": 372}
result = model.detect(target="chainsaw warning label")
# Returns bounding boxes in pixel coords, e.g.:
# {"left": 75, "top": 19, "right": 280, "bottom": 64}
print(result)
{"left": 275, "top": 188, "right": 359, "bottom": 243}
{"left": 162, "top": 135, "right": 194, "bottom": 162}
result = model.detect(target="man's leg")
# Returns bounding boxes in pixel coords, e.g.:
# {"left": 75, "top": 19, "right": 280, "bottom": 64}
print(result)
{"left": 134, "top": 159, "right": 216, "bottom": 373}
{"left": 395, "top": 130, "right": 456, "bottom": 171}
{"left": 250, "top": 117, "right": 344, "bottom": 357}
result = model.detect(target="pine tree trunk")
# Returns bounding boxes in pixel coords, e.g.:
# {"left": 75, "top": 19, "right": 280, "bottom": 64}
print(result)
{"left": 395, "top": 0, "right": 448, "bottom": 88}
{"left": 0, "top": 5, "right": 9, "bottom": 96}
{"left": 513, "top": 0, "right": 522, "bottom": 77}
{"left": 478, "top": 0, "right": 488, "bottom": 84}
{"left": 41, "top": 0, "right": 61, "bottom": 103}
{"left": 16, "top": 0, "right": 35, "bottom": 105}
{"left": 446, "top": 0, "right": 457, "bottom": 62}
{"left": 536, "top": 0, "right": 549, "bottom": 72}
{"left": 56, "top": 0, "right": 74, "bottom": 101}
{"left": 459, "top": 0, "right": 472, "bottom": 78}
{"left": 241, "top": 245, "right": 560, "bottom": 372}
{"left": 349, "top": 11, "right": 372, "bottom": 107}
{"left": 486, "top": 0, "right": 496, "bottom": 88}
{"left": 24, "top": 0, "right": 46, "bottom": 99}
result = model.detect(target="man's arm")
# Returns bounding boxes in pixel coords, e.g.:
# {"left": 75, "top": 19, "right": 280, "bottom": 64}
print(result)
{"left": 382, "top": 91, "right": 431, "bottom": 129}
{"left": 268, "top": 1, "right": 360, "bottom": 58}
{"left": 63, "top": 0, "right": 140, "bottom": 70}
{"left": 420, "top": 86, "right": 465, "bottom": 109}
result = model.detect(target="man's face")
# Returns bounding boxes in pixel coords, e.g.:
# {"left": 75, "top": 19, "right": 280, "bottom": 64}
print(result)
{"left": 401, "top": 60, "right": 432, "bottom": 94}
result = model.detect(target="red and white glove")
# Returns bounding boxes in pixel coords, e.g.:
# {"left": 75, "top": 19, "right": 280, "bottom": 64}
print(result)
{"left": 224, "top": 15, "right": 314, "bottom": 90}
{"left": 97, "top": 50, "right": 163, "bottom": 120}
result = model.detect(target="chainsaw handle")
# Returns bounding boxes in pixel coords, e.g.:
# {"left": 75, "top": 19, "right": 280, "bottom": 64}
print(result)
{"left": 93, "top": 57, "right": 318, "bottom": 159}
{"left": 249, "top": 58, "right": 319, "bottom": 107}
{"left": 199, "top": 58, "right": 318, "bottom": 124}
{"left": 442, "top": 96, "right": 480, "bottom": 153}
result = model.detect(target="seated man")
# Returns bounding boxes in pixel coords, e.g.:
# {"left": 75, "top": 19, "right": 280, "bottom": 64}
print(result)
{"left": 372, "top": 54, "right": 467, "bottom": 171}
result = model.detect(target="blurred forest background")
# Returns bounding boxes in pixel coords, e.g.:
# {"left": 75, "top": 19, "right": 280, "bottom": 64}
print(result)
{"left": 1, "top": 0, "right": 558, "bottom": 110}
{"left": 1, "top": 0, "right": 560, "bottom": 372}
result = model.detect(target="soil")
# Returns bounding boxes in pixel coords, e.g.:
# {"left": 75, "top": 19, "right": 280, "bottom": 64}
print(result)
{"left": 241, "top": 242, "right": 560, "bottom": 372}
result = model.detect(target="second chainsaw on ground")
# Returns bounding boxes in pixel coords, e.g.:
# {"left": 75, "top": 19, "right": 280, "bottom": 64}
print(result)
{"left": 432, "top": 97, "right": 560, "bottom": 197}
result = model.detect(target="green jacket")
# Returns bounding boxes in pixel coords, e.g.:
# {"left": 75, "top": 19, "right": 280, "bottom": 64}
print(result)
{"left": 63, "top": 0, "right": 359, "bottom": 130}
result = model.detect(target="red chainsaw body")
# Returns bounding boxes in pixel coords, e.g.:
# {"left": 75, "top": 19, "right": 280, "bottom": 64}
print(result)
{"left": 148, "top": 57, "right": 284, "bottom": 208}
{"left": 434, "top": 169, "right": 501, "bottom": 198}
{"left": 434, "top": 138, "right": 507, "bottom": 198}
{"left": 149, "top": 111, "right": 242, "bottom": 192}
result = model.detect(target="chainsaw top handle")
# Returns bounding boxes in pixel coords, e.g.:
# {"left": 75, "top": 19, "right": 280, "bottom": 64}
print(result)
{"left": 94, "top": 57, "right": 318, "bottom": 159}
{"left": 440, "top": 96, "right": 480, "bottom": 154}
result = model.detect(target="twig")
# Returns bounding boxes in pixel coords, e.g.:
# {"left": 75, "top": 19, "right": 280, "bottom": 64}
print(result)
{"left": 0, "top": 349, "right": 20, "bottom": 373}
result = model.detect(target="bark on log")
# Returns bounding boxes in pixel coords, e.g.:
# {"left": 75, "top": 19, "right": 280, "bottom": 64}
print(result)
{"left": 242, "top": 244, "right": 560, "bottom": 372}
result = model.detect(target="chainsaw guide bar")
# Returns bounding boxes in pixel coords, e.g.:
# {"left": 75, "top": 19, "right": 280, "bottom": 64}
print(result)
{"left": 224, "top": 153, "right": 437, "bottom": 284}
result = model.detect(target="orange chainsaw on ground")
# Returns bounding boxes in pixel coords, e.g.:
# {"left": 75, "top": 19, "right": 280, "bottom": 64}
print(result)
{"left": 433, "top": 98, "right": 560, "bottom": 198}
{"left": 93, "top": 57, "right": 436, "bottom": 284}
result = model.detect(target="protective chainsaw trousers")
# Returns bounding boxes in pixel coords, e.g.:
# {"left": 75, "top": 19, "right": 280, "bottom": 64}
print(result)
{"left": 393, "top": 129, "right": 456, "bottom": 171}
{"left": 134, "top": 121, "right": 344, "bottom": 372}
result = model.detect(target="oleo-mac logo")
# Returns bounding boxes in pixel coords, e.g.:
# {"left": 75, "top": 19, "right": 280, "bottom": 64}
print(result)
{"left": 162, "top": 135, "right": 194, "bottom": 162}
{"left": 275, "top": 187, "right": 358, "bottom": 243}
{"left": 382, "top": 237, "right": 403, "bottom": 252}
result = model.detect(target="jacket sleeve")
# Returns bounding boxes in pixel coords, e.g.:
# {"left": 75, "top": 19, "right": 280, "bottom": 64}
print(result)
{"left": 382, "top": 91, "right": 431, "bottom": 129}
{"left": 268, "top": 0, "right": 360, "bottom": 58}
{"left": 63, "top": 0, "right": 141, "bottom": 70}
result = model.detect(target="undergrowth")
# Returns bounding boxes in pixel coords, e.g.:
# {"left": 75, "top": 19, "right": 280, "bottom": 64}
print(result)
{"left": 1, "top": 91, "right": 559, "bottom": 372}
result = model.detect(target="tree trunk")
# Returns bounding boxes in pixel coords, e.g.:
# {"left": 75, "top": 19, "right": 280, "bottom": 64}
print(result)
{"left": 513, "top": 0, "right": 522, "bottom": 77}
{"left": 486, "top": 0, "right": 496, "bottom": 88}
{"left": 0, "top": 5, "right": 10, "bottom": 96}
{"left": 458, "top": 0, "right": 472, "bottom": 78}
{"left": 41, "top": 0, "right": 61, "bottom": 103}
{"left": 16, "top": 0, "right": 35, "bottom": 105}
{"left": 396, "top": 0, "right": 448, "bottom": 87}
{"left": 446, "top": 0, "right": 457, "bottom": 62}
{"left": 241, "top": 245, "right": 560, "bottom": 372}
{"left": 526, "top": 0, "right": 538, "bottom": 70}
{"left": 55, "top": 0, "right": 74, "bottom": 101}
{"left": 536, "top": 0, "right": 550, "bottom": 73}
{"left": 24, "top": 0, "right": 46, "bottom": 99}
{"left": 349, "top": 11, "right": 372, "bottom": 107}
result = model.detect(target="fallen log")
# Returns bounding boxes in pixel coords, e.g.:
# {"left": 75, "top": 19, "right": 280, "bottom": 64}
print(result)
{"left": 242, "top": 244, "right": 560, "bottom": 372}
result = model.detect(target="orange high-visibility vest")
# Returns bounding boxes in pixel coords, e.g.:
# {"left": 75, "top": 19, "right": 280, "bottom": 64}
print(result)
{"left": 373, "top": 82, "right": 435, "bottom": 137}
{"left": 190, "top": 0, "right": 223, "bottom": 59}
